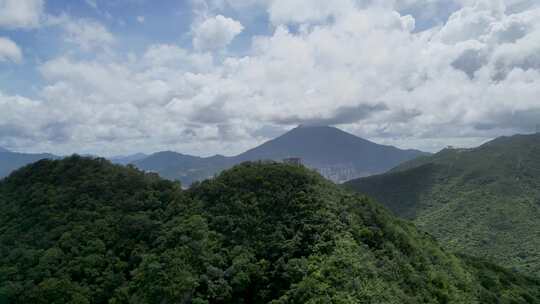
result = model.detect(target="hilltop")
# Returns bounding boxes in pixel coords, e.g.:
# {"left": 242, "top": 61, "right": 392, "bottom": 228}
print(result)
{"left": 0, "top": 157, "right": 539, "bottom": 303}
{"left": 345, "top": 133, "right": 540, "bottom": 275}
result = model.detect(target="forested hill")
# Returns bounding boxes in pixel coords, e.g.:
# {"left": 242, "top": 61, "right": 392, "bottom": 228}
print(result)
{"left": 1, "top": 157, "right": 539, "bottom": 303}
{"left": 345, "top": 133, "right": 540, "bottom": 276}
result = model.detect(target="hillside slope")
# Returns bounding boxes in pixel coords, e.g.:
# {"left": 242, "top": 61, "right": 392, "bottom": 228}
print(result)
{"left": 134, "top": 125, "right": 427, "bottom": 185}
{"left": 1, "top": 157, "right": 539, "bottom": 303}
{"left": 345, "top": 133, "right": 540, "bottom": 276}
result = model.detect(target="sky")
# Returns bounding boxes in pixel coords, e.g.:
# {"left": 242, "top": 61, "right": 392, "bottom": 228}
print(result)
{"left": 1, "top": 0, "right": 540, "bottom": 157}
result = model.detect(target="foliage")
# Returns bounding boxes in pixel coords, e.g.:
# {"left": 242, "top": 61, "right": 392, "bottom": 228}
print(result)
{"left": 345, "top": 133, "right": 540, "bottom": 276}
{"left": 1, "top": 156, "right": 539, "bottom": 303}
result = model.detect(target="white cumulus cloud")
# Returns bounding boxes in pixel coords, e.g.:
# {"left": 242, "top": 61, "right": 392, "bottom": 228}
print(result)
{"left": 3, "top": 0, "right": 540, "bottom": 155}
{"left": 62, "top": 18, "right": 115, "bottom": 51}
{"left": 0, "top": 0, "right": 44, "bottom": 29}
{"left": 193, "top": 15, "right": 244, "bottom": 51}
{"left": 0, "top": 37, "right": 22, "bottom": 63}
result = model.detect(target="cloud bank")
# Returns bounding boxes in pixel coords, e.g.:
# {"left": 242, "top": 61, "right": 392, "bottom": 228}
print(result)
{"left": 1, "top": 0, "right": 540, "bottom": 156}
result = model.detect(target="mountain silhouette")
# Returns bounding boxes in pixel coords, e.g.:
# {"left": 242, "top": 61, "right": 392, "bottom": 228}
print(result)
{"left": 134, "top": 125, "right": 428, "bottom": 185}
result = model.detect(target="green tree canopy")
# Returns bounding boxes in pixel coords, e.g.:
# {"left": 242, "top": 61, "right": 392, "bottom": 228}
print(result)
{"left": 0, "top": 157, "right": 539, "bottom": 303}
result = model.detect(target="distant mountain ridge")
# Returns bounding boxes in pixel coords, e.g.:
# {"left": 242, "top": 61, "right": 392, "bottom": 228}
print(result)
{"left": 0, "top": 147, "right": 10, "bottom": 153}
{"left": 0, "top": 126, "right": 427, "bottom": 184}
{"left": 109, "top": 153, "right": 148, "bottom": 165}
{"left": 345, "top": 133, "right": 540, "bottom": 276}
{"left": 133, "top": 151, "right": 233, "bottom": 185}
{"left": 133, "top": 125, "right": 428, "bottom": 185}
{"left": 0, "top": 151, "right": 58, "bottom": 178}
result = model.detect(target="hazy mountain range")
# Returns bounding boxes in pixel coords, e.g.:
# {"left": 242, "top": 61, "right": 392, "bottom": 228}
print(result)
{"left": 0, "top": 150, "right": 58, "bottom": 178}
{"left": 346, "top": 133, "right": 540, "bottom": 276}
{"left": 109, "top": 153, "right": 148, "bottom": 165}
{"left": 133, "top": 125, "right": 428, "bottom": 185}
{"left": 0, "top": 126, "right": 427, "bottom": 185}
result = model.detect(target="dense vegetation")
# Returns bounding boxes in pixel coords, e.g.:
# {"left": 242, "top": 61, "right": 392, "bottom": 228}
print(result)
{"left": 1, "top": 156, "right": 539, "bottom": 303}
{"left": 345, "top": 133, "right": 540, "bottom": 276}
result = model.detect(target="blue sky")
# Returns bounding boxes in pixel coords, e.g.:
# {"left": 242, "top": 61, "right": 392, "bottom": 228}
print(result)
{"left": 1, "top": 0, "right": 540, "bottom": 157}
{"left": 0, "top": 0, "right": 270, "bottom": 95}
